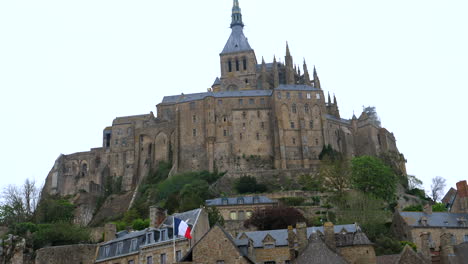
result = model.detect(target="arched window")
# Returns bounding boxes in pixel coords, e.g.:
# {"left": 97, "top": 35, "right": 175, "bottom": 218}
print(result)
{"left": 230, "top": 211, "right": 237, "bottom": 220}
{"left": 228, "top": 60, "right": 232, "bottom": 72}
{"left": 243, "top": 58, "right": 247, "bottom": 70}
{"left": 292, "top": 104, "right": 297, "bottom": 113}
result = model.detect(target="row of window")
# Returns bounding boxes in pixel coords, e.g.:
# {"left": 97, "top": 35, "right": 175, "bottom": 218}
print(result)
{"left": 216, "top": 98, "right": 267, "bottom": 106}
{"left": 227, "top": 58, "right": 248, "bottom": 72}
{"left": 290, "top": 120, "right": 315, "bottom": 129}
{"left": 229, "top": 210, "right": 253, "bottom": 220}
{"left": 277, "top": 91, "right": 320, "bottom": 100}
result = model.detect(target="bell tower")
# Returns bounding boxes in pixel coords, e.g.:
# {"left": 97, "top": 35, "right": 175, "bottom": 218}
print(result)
{"left": 219, "top": 0, "right": 258, "bottom": 91}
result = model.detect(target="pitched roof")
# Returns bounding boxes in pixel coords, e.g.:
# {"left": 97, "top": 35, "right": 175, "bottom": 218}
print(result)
{"left": 398, "top": 211, "right": 468, "bottom": 228}
{"left": 295, "top": 232, "right": 348, "bottom": 264}
{"left": 221, "top": 25, "right": 253, "bottom": 54}
{"left": 205, "top": 196, "right": 276, "bottom": 206}
{"left": 160, "top": 90, "right": 273, "bottom": 104}
{"left": 237, "top": 224, "right": 358, "bottom": 248}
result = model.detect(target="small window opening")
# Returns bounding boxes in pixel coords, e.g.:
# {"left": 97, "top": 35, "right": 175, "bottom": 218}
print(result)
{"left": 292, "top": 138, "right": 296, "bottom": 145}
{"left": 290, "top": 122, "right": 295, "bottom": 129}
{"left": 261, "top": 122, "right": 265, "bottom": 129}
{"left": 243, "top": 58, "right": 247, "bottom": 70}
{"left": 228, "top": 60, "right": 232, "bottom": 72}
{"left": 236, "top": 59, "right": 240, "bottom": 71}
{"left": 239, "top": 99, "right": 243, "bottom": 105}
{"left": 256, "top": 133, "right": 260, "bottom": 140}
{"left": 292, "top": 104, "right": 297, "bottom": 113}
{"left": 242, "top": 111, "right": 247, "bottom": 119}
{"left": 193, "top": 129, "right": 197, "bottom": 137}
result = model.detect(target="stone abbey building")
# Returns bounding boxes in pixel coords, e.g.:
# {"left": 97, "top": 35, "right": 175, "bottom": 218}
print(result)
{"left": 43, "top": 0, "right": 401, "bottom": 212}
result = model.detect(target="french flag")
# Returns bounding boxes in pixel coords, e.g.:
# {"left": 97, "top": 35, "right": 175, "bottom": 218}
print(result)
{"left": 174, "top": 217, "right": 192, "bottom": 239}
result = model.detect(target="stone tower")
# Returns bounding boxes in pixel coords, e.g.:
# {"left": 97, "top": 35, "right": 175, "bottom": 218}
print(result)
{"left": 219, "top": 0, "right": 258, "bottom": 91}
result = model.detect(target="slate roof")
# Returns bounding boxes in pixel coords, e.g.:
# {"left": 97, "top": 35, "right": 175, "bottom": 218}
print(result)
{"left": 212, "top": 77, "right": 221, "bottom": 86}
{"left": 161, "top": 90, "right": 273, "bottom": 104}
{"left": 221, "top": 25, "right": 253, "bottom": 54}
{"left": 399, "top": 212, "right": 468, "bottom": 227}
{"left": 326, "top": 114, "right": 352, "bottom": 125}
{"left": 237, "top": 224, "right": 358, "bottom": 248}
{"left": 295, "top": 232, "right": 348, "bottom": 264}
{"left": 205, "top": 196, "right": 276, "bottom": 206}
{"left": 276, "top": 84, "right": 319, "bottom": 91}
{"left": 376, "top": 254, "right": 400, "bottom": 264}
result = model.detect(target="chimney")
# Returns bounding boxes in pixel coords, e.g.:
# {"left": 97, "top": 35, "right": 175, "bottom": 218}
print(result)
{"left": 440, "top": 230, "right": 455, "bottom": 264}
{"left": 456, "top": 180, "right": 468, "bottom": 213}
{"left": 104, "top": 223, "right": 116, "bottom": 242}
{"left": 423, "top": 204, "right": 432, "bottom": 215}
{"left": 419, "top": 232, "right": 431, "bottom": 261}
{"left": 323, "top": 222, "right": 336, "bottom": 251}
{"left": 150, "top": 206, "right": 167, "bottom": 228}
{"left": 296, "top": 222, "right": 308, "bottom": 253}
{"left": 287, "top": 225, "right": 296, "bottom": 261}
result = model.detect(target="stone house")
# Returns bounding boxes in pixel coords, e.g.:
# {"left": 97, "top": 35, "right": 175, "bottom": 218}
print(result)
{"left": 179, "top": 224, "right": 255, "bottom": 264}
{"left": 206, "top": 196, "right": 277, "bottom": 234}
{"left": 375, "top": 245, "right": 428, "bottom": 264}
{"left": 237, "top": 222, "right": 376, "bottom": 264}
{"left": 95, "top": 208, "right": 209, "bottom": 264}
{"left": 41, "top": 0, "right": 404, "bottom": 226}
{"left": 392, "top": 205, "right": 468, "bottom": 262}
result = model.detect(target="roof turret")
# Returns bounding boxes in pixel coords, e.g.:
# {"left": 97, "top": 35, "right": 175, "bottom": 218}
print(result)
{"left": 221, "top": 0, "right": 252, "bottom": 54}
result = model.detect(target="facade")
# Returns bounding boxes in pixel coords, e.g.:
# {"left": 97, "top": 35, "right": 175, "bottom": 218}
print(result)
{"left": 392, "top": 205, "right": 468, "bottom": 261}
{"left": 206, "top": 196, "right": 277, "bottom": 222}
{"left": 95, "top": 208, "right": 209, "bottom": 264}
{"left": 42, "top": 0, "right": 403, "bottom": 225}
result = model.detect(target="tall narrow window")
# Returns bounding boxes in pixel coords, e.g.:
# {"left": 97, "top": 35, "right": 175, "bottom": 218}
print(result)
{"left": 228, "top": 60, "right": 232, "bottom": 72}
{"left": 307, "top": 93, "right": 311, "bottom": 99}
{"left": 160, "top": 253, "right": 167, "bottom": 264}
{"left": 240, "top": 133, "right": 243, "bottom": 140}
{"left": 292, "top": 138, "right": 296, "bottom": 145}
{"left": 257, "top": 110, "right": 260, "bottom": 117}
{"left": 304, "top": 104, "right": 309, "bottom": 112}
{"left": 286, "top": 92, "right": 291, "bottom": 99}
{"left": 249, "top": 98, "right": 255, "bottom": 105}
{"left": 147, "top": 256, "right": 153, "bottom": 264}
{"left": 292, "top": 104, "right": 297, "bottom": 113}
{"left": 239, "top": 99, "right": 243, "bottom": 105}
{"left": 192, "top": 115, "right": 196, "bottom": 122}
{"left": 309, "top": 120, "right": 314, "bottom": 129}
{"left": 261, "top": 122, "right": 265, "bottom": 129}
{"left": 236, "top": 59, "right": 240, "bottom": 71}
{"left": 291, "top": 122, "right": 295, "bottom": 129}
{"left": 243, "top": 58, "right": 247, "bottom": 70}
{"left": 218, "top": 99, "right": 223, "bottom": 105}
{"left": 223, "top": 130, "right": 227, "bottom": 137}
{"left": 193, "top": 129, "right": 197, "bottom": 137}
{"left": 256, "top": 133, "right": 260, "bottom": 140}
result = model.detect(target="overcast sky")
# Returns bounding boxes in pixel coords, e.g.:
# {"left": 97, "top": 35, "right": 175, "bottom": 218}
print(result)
{"left": 1, "top": 0, "right": 467, "bottom": 196}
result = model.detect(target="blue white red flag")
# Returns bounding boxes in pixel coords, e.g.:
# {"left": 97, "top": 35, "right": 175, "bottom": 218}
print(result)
{"left": 174, "top": 217, "right": 192, "bottom": 239}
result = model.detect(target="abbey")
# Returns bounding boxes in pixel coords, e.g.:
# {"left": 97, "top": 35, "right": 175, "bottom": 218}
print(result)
{"left": 43, "top": 1, "right": 401, "bottom": 216}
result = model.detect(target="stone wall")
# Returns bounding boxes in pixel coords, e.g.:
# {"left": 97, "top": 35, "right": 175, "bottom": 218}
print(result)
{"left": 339, "top": 245, "right": 376, "bottom": 264}
{"left": 35, "top": 244, "right": 97, "bottom": 264}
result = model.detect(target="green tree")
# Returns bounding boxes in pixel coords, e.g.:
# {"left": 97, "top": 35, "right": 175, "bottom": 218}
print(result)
{"left": 132, "top": 219, "right": 150, "bottom": 230}
{"left": 432, "top": 203, "right": 447, "bottom": 212}
{"left": 207, "top": 207, "right": 224, "bottom": 227}
{"left": 333, "top": 191, "right": 391, "bottom": 240}
{"left": 32, "top": 222, "right": 90, "bottom": 250}
{"left": 351, "top": 156, "right": 397, "bottom": 201}
{"left": 244, "top": 207, "right": 306, "bottom": 230}
{"left": 35, "top": 197, "right": 75, "bottom": 223}
{"left": 319, "top": 157, "right": 351, "bottom": 197}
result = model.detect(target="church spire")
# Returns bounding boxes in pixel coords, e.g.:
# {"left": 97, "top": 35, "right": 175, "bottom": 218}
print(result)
{"left": 231, "top": 0, "right": 244, "bottom": 28}
{"left": 285, "top": 42, "right": 295, "bottom": 85}
{"left": 273, "top": 56, "right": 279, "bottom": 88}
{"left": 303, "top": 59, "right": 312, "bottom": 86}
{"left": 313, "top": 66, "right": 322, "bottom": 89}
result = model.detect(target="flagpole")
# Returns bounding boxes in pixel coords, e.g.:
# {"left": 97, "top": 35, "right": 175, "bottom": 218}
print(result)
{"left": 173, "top": 216, "right": 176, "bottom": 263}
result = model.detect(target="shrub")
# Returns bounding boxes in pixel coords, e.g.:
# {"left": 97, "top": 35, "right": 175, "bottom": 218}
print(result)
{"left": 35, "top": 197, "right": 75, "bottom": 223}
{"left": 132, "top": 219, "right": 150, "bottom": 230}
{"left": 279, "top": 197, "right": 305, "bottom": 206}
{"left": 235, "top": 176, "right": 267, "bottom": 194}
{"left": 32, "top": 222, "right": 90, "bottom": 250}
{"left": 244, "top": 207, "right": 306, "bottom": 230}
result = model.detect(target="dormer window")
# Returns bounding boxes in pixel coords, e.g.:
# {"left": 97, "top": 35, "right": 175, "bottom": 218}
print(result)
{"left": 161, "top": 230, "right": 166, "bottom": 241}
{"left": 264, "top": 243, "right": 275, "bottom": 249}
{"left": 104, "top": 245, "right": 110, "bottom": 257}
{"left": 237, "top": 198, "right": 244, "bottom": 204}
{"left": 116, "top": 242, "right": 123, "bottom": 254}
{"left": 147, "top": 233, "right": 153, "bottom": 244}
{"left": 131, "top": 238, "right": 138, "bottom": 251}
{"left": 222, "top": 198, "right": 228, "bottom": 205}
{"left": 253, "top": 196, "right": 260, "bottom": 204}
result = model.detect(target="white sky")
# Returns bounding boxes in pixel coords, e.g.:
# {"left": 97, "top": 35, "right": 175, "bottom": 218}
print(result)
{"left": 1, "top": 0, "right": 467, "bottom": 196}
